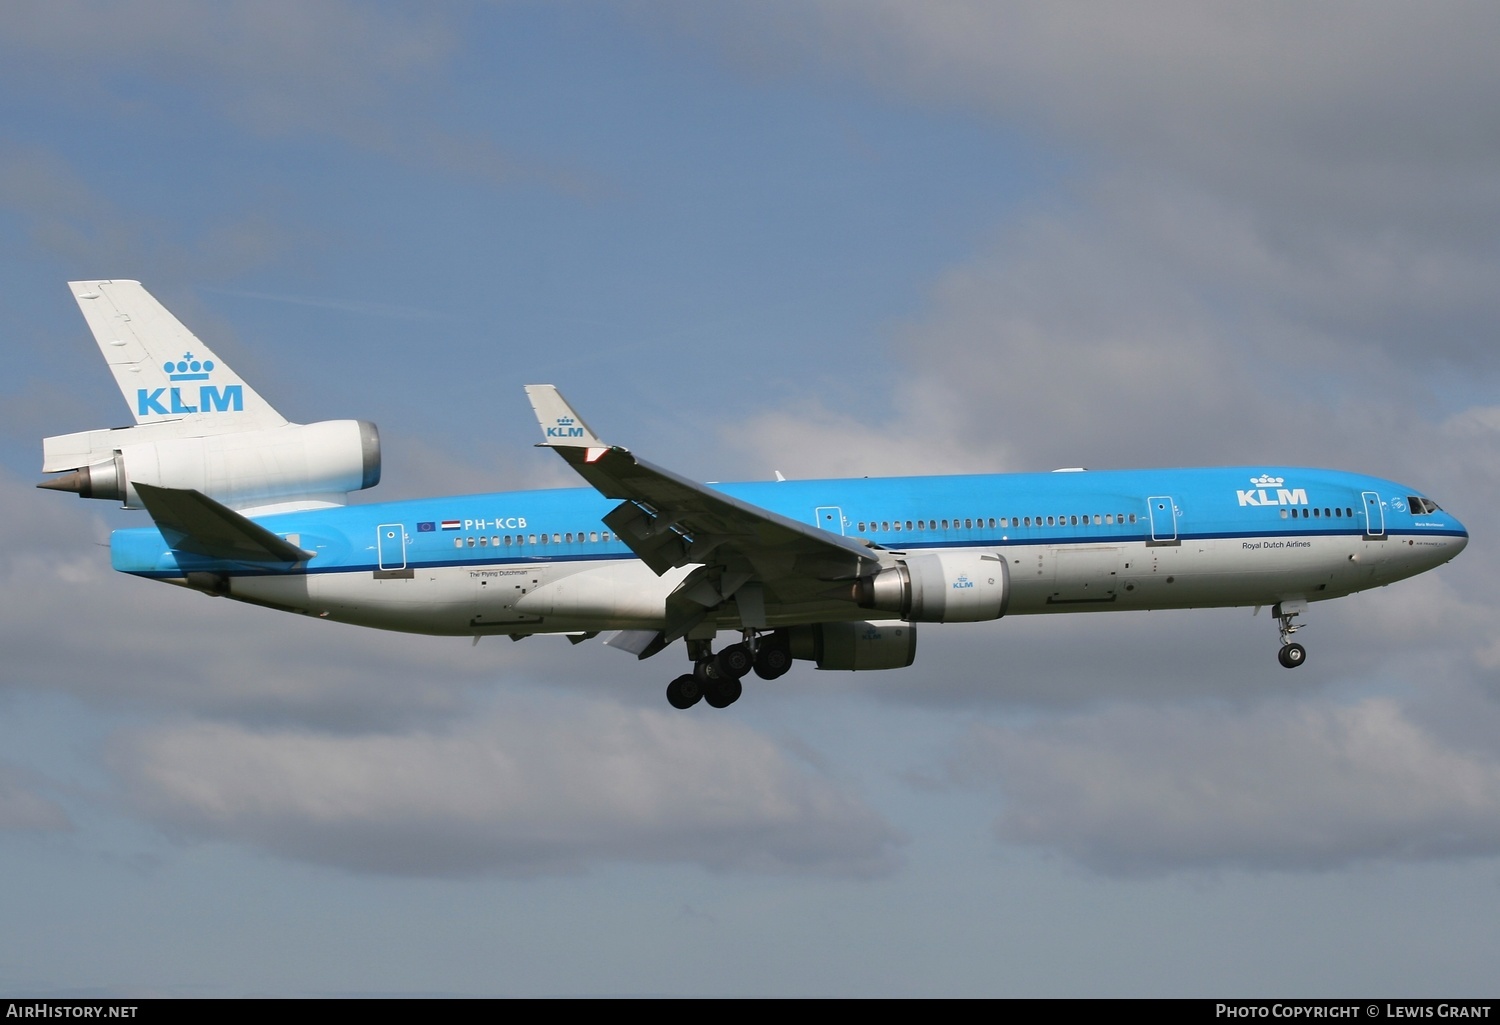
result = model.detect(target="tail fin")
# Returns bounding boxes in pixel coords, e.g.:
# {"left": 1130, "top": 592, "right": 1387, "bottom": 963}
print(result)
{"left": 44, "top": 282, "right": 380, "bottom": 514}
{"left": 70, "top": 280, "right": 285, "bottom": 431}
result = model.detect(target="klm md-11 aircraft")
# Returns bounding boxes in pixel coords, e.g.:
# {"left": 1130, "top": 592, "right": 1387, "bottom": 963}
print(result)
{"left": 40, "top": 281, "right": 1469, "bottom": 709}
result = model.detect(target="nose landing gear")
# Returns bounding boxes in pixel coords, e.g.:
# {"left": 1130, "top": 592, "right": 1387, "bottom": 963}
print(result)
{"left": 1273, "top": 599, "right": 1308, "bottom": 669}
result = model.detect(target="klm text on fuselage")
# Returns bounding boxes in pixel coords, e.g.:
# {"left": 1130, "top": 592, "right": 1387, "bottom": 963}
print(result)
{"left": 1236, "top": 487, "right": 1308, "bottom": 507}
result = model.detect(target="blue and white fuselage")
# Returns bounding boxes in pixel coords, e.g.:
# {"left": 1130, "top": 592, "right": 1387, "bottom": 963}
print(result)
{"left": 111, "top": 465, "right": 1465, "bottom": 634}
{"left": 41, "top": 281, "right": 1468, "bottom": 708}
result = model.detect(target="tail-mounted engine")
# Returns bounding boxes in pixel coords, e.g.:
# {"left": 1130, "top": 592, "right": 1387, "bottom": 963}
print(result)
{"left": 854, "top": 551, "right": 1010, "bottom": 623}
{"left": 40, "top": 419, "right": 380, "bottom": 513}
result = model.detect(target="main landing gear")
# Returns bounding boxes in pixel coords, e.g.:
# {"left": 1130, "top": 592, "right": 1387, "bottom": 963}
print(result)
{"left": 665, "top": 630, "right": 793, "bottom": 709}
{"left": 1273, "top": 599, "right": 1308, "bottom": 669}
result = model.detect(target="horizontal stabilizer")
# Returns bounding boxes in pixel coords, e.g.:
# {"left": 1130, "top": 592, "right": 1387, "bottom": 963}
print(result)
{"left": 134, "top": 483, "right": 312, "bottom": 563}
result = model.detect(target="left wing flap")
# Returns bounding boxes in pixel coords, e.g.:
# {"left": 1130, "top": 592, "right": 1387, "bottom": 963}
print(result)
{"left": 134, "top": 483, "right": 312, "bottom": 563}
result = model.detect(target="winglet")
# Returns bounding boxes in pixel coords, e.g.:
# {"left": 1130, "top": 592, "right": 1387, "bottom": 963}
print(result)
{"left": 524, "top": 385, "right": 607, "bottom": 450}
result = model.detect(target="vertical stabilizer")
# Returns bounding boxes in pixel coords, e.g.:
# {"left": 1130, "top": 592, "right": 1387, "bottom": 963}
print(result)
{"left": 69, "top": 280, "right": 285, "bottom": 431}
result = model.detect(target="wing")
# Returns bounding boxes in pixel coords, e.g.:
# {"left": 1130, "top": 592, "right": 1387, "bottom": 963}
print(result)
{"left": 524, "top": 386, "right": 880, "bottom": 645}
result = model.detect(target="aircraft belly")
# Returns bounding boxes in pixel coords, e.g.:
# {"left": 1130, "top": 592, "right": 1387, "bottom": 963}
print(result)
{"left": 222, "top": 532, "right": 1458, "bottom": 636}
{"left": 509, "top": 560, "right": 681, "bottom": 629}
{"left": 1010, "top": 534, "right": 1380, "bottom": 614}
{"left": 232, "top": 569, "right": 478, "bottom": 635}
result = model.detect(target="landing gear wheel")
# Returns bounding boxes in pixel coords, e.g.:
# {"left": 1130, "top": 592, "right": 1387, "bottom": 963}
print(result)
{"left": 1278, "top": 642, "right": 1306, "bottom": 669}
{"left": 702, "top": 676, "right": 742, "bottom": 708}
{"left": 714, "top": 643, "right": 753, "bottom": 680}
{"left": 666, "top": 674, "right": 703, "bottom": 709}
{"left": 694, "top": 658, "right": 721, "bottom": 684}
{"left": 753, "top": 643, "right": 792, "bottom": 680}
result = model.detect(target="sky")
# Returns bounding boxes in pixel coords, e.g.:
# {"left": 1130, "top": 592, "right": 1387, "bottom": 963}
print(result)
{"left": 2, "top": 1, "right": 1499, "bottom": 998}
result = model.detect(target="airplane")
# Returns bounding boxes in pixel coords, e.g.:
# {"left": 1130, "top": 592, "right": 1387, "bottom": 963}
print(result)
{"left": 39, "top": 280, "right": 1469, "bottom": 709}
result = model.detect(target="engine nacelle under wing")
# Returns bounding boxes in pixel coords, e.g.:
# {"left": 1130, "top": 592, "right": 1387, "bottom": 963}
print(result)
{"left": 40, "top": 419, "right": 381, "bottom": 513}
{"left": 853, "top": 551, "right": 1010, "bottom": 623}
{"left": 787, "top": 621, "right": 917, "bottom": 671}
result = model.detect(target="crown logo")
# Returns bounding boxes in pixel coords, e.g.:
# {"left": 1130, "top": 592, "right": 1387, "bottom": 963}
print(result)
{"left": 555, "top": 416, "right": 575, "bottom": 427}
{"left": 163, "top": 352, "right": 214, "bottom": 381}
{"left": 1250, "top": 474, "right": 1284, "bottom": 487}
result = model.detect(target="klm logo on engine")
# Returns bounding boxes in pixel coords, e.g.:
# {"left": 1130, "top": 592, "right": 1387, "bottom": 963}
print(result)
{"left": 546, "top": 415, "right": 585, "bottom": 440}
{"left": 1237, "top": 474, "right": 1308, "bottom": 507}
{"left": 136, "top": 353, "right": 243, "bottom": 416}
{"left": 952, "top": 573, "right": 975, "bottom": 590}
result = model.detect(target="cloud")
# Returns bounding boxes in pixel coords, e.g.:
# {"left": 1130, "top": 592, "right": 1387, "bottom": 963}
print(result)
{"left": 664, "top": 0, "right": 1498, "bottom": 387}
{"left": 950, "top": 695, "right": 1500, "bottom": 875}
{"left": 112, "top": 700, "right": 902, "bottom": 877}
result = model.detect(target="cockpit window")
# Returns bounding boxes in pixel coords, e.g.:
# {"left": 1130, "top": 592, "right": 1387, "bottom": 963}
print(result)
{"left": 1407, "top": 496, "right": 1442, "bottom": 515}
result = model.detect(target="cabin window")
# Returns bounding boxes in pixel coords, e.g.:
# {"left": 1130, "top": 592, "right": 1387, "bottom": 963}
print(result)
{"left": 479, "top": 536, "right": 488, "bottom": 546}
{"left": 882, "top": 521, "right": 890, "bottom": 532}
{"left": 1334, "top": 508, "right": 1342, "bottom": 518}
{"left": 454, "top": 537, "right": 462, "bottom": 549}
{"left": 1280, "top": 509, "right": 1289, "bottom": 519}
